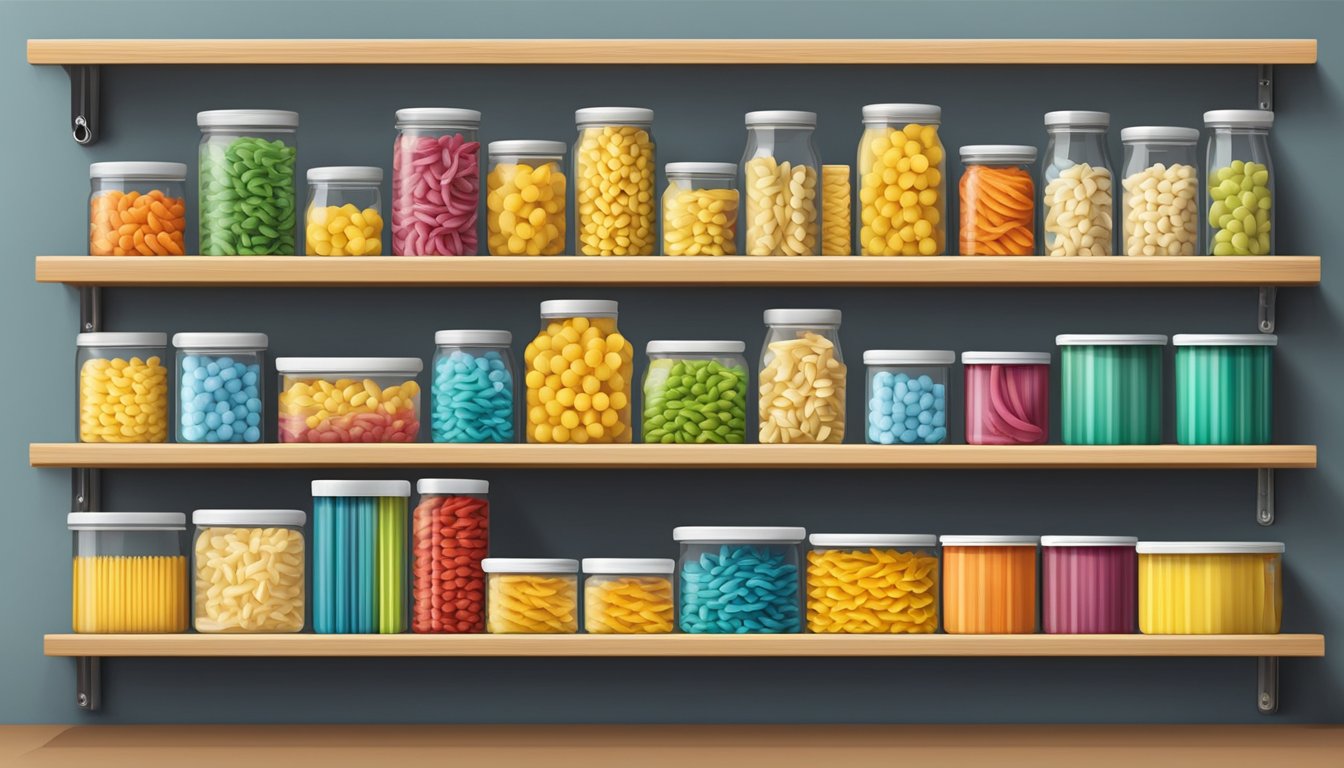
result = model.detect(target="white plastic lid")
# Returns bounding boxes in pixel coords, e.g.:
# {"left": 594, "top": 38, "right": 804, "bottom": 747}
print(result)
{"left": 197, "top": 109, "right": 299, "bottom": 128}
{"left": 435, "top": 330, "right": 512, "bottom": 346}
{"left": 1173, "top": 334, "right": 1278, "bottom": 347}
{"left": 68, "top": 512, "right": 185, "bottom": 531}
{"left": 809, "top": 534, "right": 938, "bottom": 548}
{"left": 488, "top": 140, "right": 567, "bottom": 156}
{"left": 745, "top": 110, "right": 816, "bottom": 127}
{"left": 1204, "top": 110, "right": 1275, "bottom": 129}
{"left": 646, "top": 340, "right": 746, "bottom": 355}
{"left": 482, "top": 558, "right": 579, "bottom": 574}
{"left": 1136, "top": 541, "right": 1284, "bottom": 555}
{"left": 275, "top": 357, "right": 423, "bottom": 374}
{"left": 417, "top": 478, "right": 489, "bottom": 495}
{"left": 1120, "top": 126, "right": 1200, "bottom": 144}
{"left": 311, "top": 480, "right": 412, "bottom": 498}
{"left": 1056, "top": 334, "right": 1168, "bottom": 347}
{"left": 961, "top": 351, "right": 1051, "bottom": 364}
{"left": 863, "top": 350, "right": 955, "bottom": 365}
{"left": 395, "top": 108, "right": 481, "bottom": 126}
{"left": 307, "top": 166, "right": 383, "bottom": 183}
{"left": 173, "top": 332, "right": 268, "bottom": 349}
{"left": 540, "top": 299, "right": 618, "bottom": 317}
{"left": 763, "top": 308, "right": 842, "bottom": 326}
{"left": 959, "top": 145, "right": 1037, "bottom": 164}
{"left": 89, "top": 162, "right": 187, "bottom": 180}
{"left": 940, "top": 535, "right": 1039, "bottom": 547}
{"left": 1041, "top": 535, "right": 1138, "bottom": 547}
{"left": 665, "top": 162, "right": 737, "bottom": 176}
{"left": 76, "top": 332, "right": 166, "bottom": 348}
{"left": 673, "top": 526, "right": 807, "bottom": 543}
{"left": 192, "top": 509, "right": 306, "bottom": 527}
{"left": 862, "top": 103, "right": 942, "bottom": 123}
{"left": 575, "top": 107, "right": 654, "bottom": 125}
{"left": 582, "top": 558, "right": 675, "bottom": 575}
{"left": 1044, "top": 110, "right": 1110, "bottom": 128}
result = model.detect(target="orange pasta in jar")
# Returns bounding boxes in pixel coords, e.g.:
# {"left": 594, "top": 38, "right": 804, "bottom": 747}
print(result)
{"left": 88, "top": 162, "right": 188, "bottom": 256}
{"left": 958, "top": 146, "right": 1037, "bottom": 256}
{"left": 941, "top": 535, "right": 1038, "bottom": 633}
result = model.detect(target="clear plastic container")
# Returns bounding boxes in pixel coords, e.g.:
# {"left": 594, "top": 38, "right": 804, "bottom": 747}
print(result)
{"left": 524, "top": 299, "right": 632, "bottom": 443}
{"left": 674, "top": 526, "right": 805, "bottom": 633}
{"left": 1042, "top": 111, "right": 1114, "bottom": 256}
{"left": 198, "top": 109, "right": 298, "bottom": 255}
{"left": 863, "top": 350, "right": 952, "bottom": 445}
{"left": 1174, "top": 334, "right": 1275, "bottom": 445}
{"left": 69, "top": 512, "right": 187, "bottom": 633}
{"left": 276, "top": 357, "right": 422, "bottom": 443}
{"left": 483, "top": 558, "right": 579, "bottom": 633}
{"left": 759, "top": 308, "right": 845, "bottom": 444}
{"left": 662, "top": 162, "right": 738, "bottom": 256}
{"left": 413, "top": 479, "right": 489, "bottom": 634}
{"left": 741, "top": 111, "right": 821, "bottom": 256}
{"left": 962, "top": 351, "right": 1050, "bottom": 445}
{"left": 575, "top": 107, "right": 656, "bottom": 256}
{"left": 311, "top": 480, "right": 411, "bottom": 634}
{"left": 1120, "top": 127, "right": 1200, "bottom": 256}
{"left": 77, "top": 332, "right": 169, "bottom": 443}
{"left": 582, "top": 558, "right": 675, "bottom": 634}
{"left": 958, "top": 145, "right": 1036, "bottom": 255}
{"left": 941, "top": 535, "right": 1038, "bottom": 634}
{"left": 305, "top": 166, "right": 384, "bottom": 256}
{"left": 173, "top": 332, "right": 267, "bottom": 444}
{"left": 192, "top": 509, "right": 305, "bottom": 633}
{"left": 857, "top": 104, "right": 946, "bottom": 256}
{"left": 431, "top": 330, "right": 514, "bottom": 444}
{"left": 642, "top": 340, "right": 748, "bottom": 444}
{"left": 1041, "top": 535, "right": 1137, "bottom": 634}
{"left": 392, "top": 108, "right": 482, "bottom": 256}
{"left": 89, "top": 162, "right": 188, "bottom": 256}
{"left": 486, "top": 140, "right": 567, "bottom": 256}
{"left": 1138, "top": 541, "right": 1283, "bottom": 634}
{"left": 1057, "top": 334, "right": 1166, "bottom": 445}
{"left": 1204, "top": 110, "right": 1275, "bottom": 255}
{"left": 806, "top": 534, "right": 938, "bottom": 634}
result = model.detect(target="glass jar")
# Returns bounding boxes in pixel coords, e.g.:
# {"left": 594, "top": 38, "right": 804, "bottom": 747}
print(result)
{"left": 69, "top": 512, "right": 187, "bottom": 633}
{"left": 962, "top": 351, "right": 1050, "bottom": 445}
{"left": 88, "top": 162, "right": 188, "bottom": 256}
{"left": 524, "top": 300, "right": 631, "bottom": 443}
{"left": 857, "top": 104, "right": 945, "bottom": 256}
{"left": 276, "top": 357, "right": 422, "bottom": 443}
{"left": 674, "top": 526, "right": 805, "bottom": 634}
{"left": 198, "top": 109, "right": 298, "bottom": 255}
{"left": 582, "top": 558, "right": 675, "bottom": 634}
{"left": 1204, "top": 110, "right": 1275, "bottom": 255}
{"left": 486, "top": 140, "right": 567, "bottom": 255}
{"left": 173, "top": 332, "right": 267, "bottom": 444}
{"left": 741, "top": 111, "right": 821, "bottom": 256}
{"left": 806, "top": 534, "right": 939, "bottom": 634}
{"left": 305, "top": 166, "right": 384, "bottom": 256}
{"left": 575, "top": 107, "right": 656, "bottom": 256}
{"left": 1041, "top": 535, "right": 1137, "bottom": 634}
{"left": 412, "top": 479, "right": 489, "bottom": 634}
{"left": 940, "top": 535, "right": 1038, "bottom": 634}
{"left": 1057, "top": 334, "right": 1166, "bottom": 445}
{"left": 1138, "top": 542, "right": 1283, "bottom": 634}
{"left": 642, "top": 340, "right": 748, "bottom": 444}
{"left": 1174, "top": 334, "right": 1276, "bottom": 445}
{"left": 483, "top": 558, "right": 579, "bottom": 633}
{"left": 759, "top": 309, "right": 845, "bottom": 444}
{"left": 662, "top": 162, "right": 738, "bottom": 256}
{"left": 77, "top": 332, "right": 169, "bottom": 443}
{"left": 192, "top": 509, "right": 305, "bottom": 633}
{"left": 1120, "top": 127, "right": 1200, "bottom": 257}
{"left": 392, "top": 108, "right": 481, "bottom": 256}
{"left": 1042, "top": 111, "right": 1114, "bottom": 256}
{"left": 311, "top": 480, "right": 411, "bottom": 634}
{"left": 431, "top": 330, "right": 515, "bottom": 443}
{"left": 958, "top": 145, "right": 1036, "bottom": 255}
{"left": 863, "top": 350, "right": 953, "bottom": 445}
{"left": 821, "top": 164, "right": 852, "bottom": 255}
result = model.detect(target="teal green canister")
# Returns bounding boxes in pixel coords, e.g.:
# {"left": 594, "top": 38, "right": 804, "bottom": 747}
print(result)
{"left": 1057, "top": 334, "right": 1167, "bottom": 445}
{"left": 1174, "top": 333, "right": 1276, "bottom": 445}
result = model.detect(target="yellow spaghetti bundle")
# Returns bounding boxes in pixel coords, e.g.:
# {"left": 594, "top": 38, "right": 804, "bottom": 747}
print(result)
{"left": 72, "top": 555, "right": 188, "bottom": 633}
{"left": 821, "top": 165, "right": 852, "bottom": 255}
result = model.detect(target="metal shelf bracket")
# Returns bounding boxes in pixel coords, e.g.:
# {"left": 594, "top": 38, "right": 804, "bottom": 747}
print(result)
{"left": 76, "top": 656, "right": 101, "bottom": 711}
{"left": 1259, "top": 287, "right": 1276, "bottom": 334}
{"left": 1258, "top": 64, "right": 1274, "bottom": 111}
{"left": 1258, "top": 656, "right": 1280, "bottom": 714}
{"left": 63, "top": 65, "right": 100, "bottom": 146}
{"left": 1257, "top": 469, "right": 1275, "bottom": 526}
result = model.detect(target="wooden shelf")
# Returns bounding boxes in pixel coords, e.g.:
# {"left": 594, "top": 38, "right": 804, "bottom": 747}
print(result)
{"left": 43, "top": 633, "right": 1325, "bottom": 658}
{"left": 34, "top": 256, "right": 1322, "bottom": 288}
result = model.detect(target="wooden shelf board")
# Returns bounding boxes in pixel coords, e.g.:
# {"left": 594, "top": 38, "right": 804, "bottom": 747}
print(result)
{"left": 34, "top": 256, "right": 1322, "bottom": 287}
{"left": 28, "top": 38, "right": 1318, "bottom": 65}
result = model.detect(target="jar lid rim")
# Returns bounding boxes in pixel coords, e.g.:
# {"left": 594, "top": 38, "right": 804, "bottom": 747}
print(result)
{"left": 192, "top": 509, "right": 306, "bottom": 526}
{"left": 575, "top": 107, "right": 654, "bottom": 125}
{"left": 646, "top": 340, "right": 746, "bottom": 355}
{"left": 89, "top": 162, "right": 187, "bottom": 180}
{"left": 763, "top": 308, "right": 842, "bottom": 326}
{"left": 958, "top": 145, "right": 1037, "bottom": 163}
{"left": 1044, "top": 110, "right": 1110, "bottom": 127}
{"left": 745, "top": 110, "right": 816, "bottom": 127}
{"left": 1056, "top": 334, "right": 1168, "bottom": 346}
{"left": 307, "top": 166, "right": 383, "bottom": 183}
{"left": 1041, "top": 535, "right": 1139, "bottom": 547}
{"left": 197, "top": 109, "right": 299, "bottom": 128}
{"left": 416, "top": 478, "right": 490, "bottom": 494}
{"left": 863, "top": 349, "right": 956, "bottom": 365}
{"left": 68, "top": 512, "right": 185, "bottom": 530}
{"left": 1204, "top": 109, "right": 1275, "bottom": 128}
{"left": 539, "top": 299, "right": 618, "bottom": 317}
{"left": 673, "top": 526, "right": 807, "bottom": 542}
{"left": 809, "top": 534, "right": 938, "bottom": 548}
{"left": 275, "top": 357, "right": 423, "bottom": 374}
{"left": 862, "top": 103, "right": 942, "bottom": 123}
{"left": 488, "top": 140, "right": 567, "bottom": 155}
{"left": 395, "top": 107, "right": 482, "bottom": 126}
{"left": 311, "top": 480, "right": 412, "bottom": 497}
{"left": 1172, "top": 334, "right": 1278, "bottom": 346}
{"left": 665, "top": 162, "right": 737, "bottom": 176}
{"left": 482, "top": 558, "right": 579, "bottom": 573}
{"left": 172, "top": 332, "right": 269, "bottom": 349}
{"left": 1119, "top": 126, "right": 1201, "bottom": 143}
{"left": 76, "top": 332, "right": 167, "bottom": 347}
{"left": 1136, "top": 541, "right": 1284, "bottom": 554}
{"left": 434, "top": 330, "right": 512, "bottom": 346}
{"left": 940, "top": 535, "right": 1039, "bottom": 546}
{"left": 581, "top": 558, "right": 675, "bottom": 574}
{"left": 961, "top": 351, "right": 1051, "bottom": 364}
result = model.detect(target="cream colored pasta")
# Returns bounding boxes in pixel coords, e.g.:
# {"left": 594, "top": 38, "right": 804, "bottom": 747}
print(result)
{"left": 194, "top": 526, "right": 305, "bottom": 632}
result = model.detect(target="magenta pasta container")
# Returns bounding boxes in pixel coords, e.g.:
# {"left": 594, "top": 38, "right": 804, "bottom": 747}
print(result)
{"left": 963, "top": 352, "right": 1050, "bottom": 445}
{"left": 1041, "top": 536, "right": 1137, "bottom": 634}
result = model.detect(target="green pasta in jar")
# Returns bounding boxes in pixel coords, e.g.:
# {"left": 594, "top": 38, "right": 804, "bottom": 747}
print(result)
{"left": 641, "top": 340, "right": 748, "bottom": 444}
{"left": 1204, "top": 110, "right": 1274, "bottom": 256}
{"left": 198, "top": 110, "right": 299, "bottom": 255}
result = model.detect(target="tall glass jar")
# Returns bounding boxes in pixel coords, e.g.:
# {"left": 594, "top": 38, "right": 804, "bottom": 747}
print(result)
{"left": 198, "top": 109, "right": 298, "bottom": 255}
{"left": 392, "top": 108, "right": 481, "bottom": 256}
{"left": 575, "top": 107, "right": 656, "bottom": 256}
{"left": 741, "top": 111, "right": 821, "bottom": 256}
{"left": 662, "top": 162, "right": 738, "bottom": 256}
{"left": 857, "top": 104, "right": 945, "bottom": 256}
{"left": 958, "top": 145, "right": 1036, "bottom": 255}
{"left": 486, "top": 140, "right": 567, "bottom": 255}
{"left": 412, "top": 479, "right": 489, "bottom": 634}
{"left": 173, "top": 332, "right": 267, "bottom": 443}
{"left": 305, "top": 167, "right": 384, "bottom": 256}
{"left": 759, "top": 308, "right": 845, "bottom": 444}
{"left": 524, "top": 299, "right": 632, "bottom": 443}
{"left": 89, "top": 162, "right": 188, "bottom": 256}
{"left": 311, "top": 480, "right": 411, "bottom": 634}
{"left": 1042, "top": 111, "right": 1114, "bottom": 256}
{"left": 1120, "top": 127, "right": 1200, "bottom": 256}
{"left": 77, "top": 332, "right": 169, "bottom": 443}
{"left": 431, "top": 330, "right": 515, "bottom": 443}
{"left": 1204, "top": 110, "right": 1275, "bottom": 256}
{"left": 642, "top": 340, "right": 749, "bottom": 444}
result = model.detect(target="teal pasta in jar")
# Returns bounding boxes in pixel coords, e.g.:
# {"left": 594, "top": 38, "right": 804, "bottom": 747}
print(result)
{"left": 1174, "top": 334, "right": 1276, "bottom": 445}
{"left": 674, "top": 526, "right": 804, "bottom": 634}
{"left": 1057, "top": 334, "right": 1166, "bottom": 445}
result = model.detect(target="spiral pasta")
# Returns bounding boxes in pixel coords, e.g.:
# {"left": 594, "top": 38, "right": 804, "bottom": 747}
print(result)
{"left": 821, "top": 165, "right": 851, "bottom": 255}
{"left": 959, "top": 164, "right": 1035, "bottom": 255}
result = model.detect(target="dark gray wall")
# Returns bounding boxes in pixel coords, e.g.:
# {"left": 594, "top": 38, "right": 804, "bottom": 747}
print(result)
{"left": 3, "top": 0, "right": 1341, "bottom": 723}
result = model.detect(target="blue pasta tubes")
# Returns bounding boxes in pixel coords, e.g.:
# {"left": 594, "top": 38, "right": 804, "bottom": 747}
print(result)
{"left": 431, "top": 330, "right": 515, "bottom": 443}
{"left": 674, "top": 527, "right": 805, "bottom": 634}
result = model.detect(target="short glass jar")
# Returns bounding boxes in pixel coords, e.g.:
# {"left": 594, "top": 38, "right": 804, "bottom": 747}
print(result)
{"left": 1204, "top": 110, "right": 1275, "bottom": 255}
{"left": 431, "top": 330, "right": 515, "bottom": 444}
{"left": 575, "top": 107, "right": 656, "bottom": 256}
{"left": 524, "top": 299, "right": 632, "bottom": 443}
{"left": 69, "top": 512, "right": 188, "bottom": 633}
{"left": 864, "top": 350, "right": 953, "bottom": 445}
{"left": 1057, "top": 334, "right": 1166, "bottom": 445}
{"left": 675, "top": 526, "right": 805, "bottom": 633}
{"left": 412, "top": 479, "right": 489, "bottom": 634}
{"left": 1041, "top": 110, "right": 1114, "bottom": 256}
{"left": 958, "top": 145, "right": 1036, "bottom": 255}
{"left": 192, "top": 509, "right": 306, "bottom": 633}
{"left": 1138, "top": 541, "right": 1283, "bottom": 634}
{"left": 486, "top": 140, "right": 568, "bottom": 255}
{"left": 1120, "top": 127, "right": 1200, "bottom": 256}
{"left": 662, "top": 162, "right": 739, "bottom": 256}
{"left": 582, "top": 558, "right": 675, "bottom": 634}
{"left": 806, "top": 534, "right": 939, "bottom": 634}
{"left": 962, "top": 351, "right": 1050, "bottom": 445}
{"left": 77, "top": 332, "right": 169, "bottom": 444}
{"left": 198, "top": 109, "right": 298, "bottom": 255}
{"left": 1041, "top": 535, "right": 1137, "bottom": 634}
{"left": 173, "top": 332, "right": 267, "bottom": 443}
{"left": 941, "top": 535, "right": 1039, "bottom": 634}
{"left": 276, "top": 357, "right": 423, "bottom": 443}
{"left": 1174, "top": 334, "right": 1276, "bottom": 445}
{"left": 483, "top": 558, "right": 579, "bottom": 633}
{"left": 741, "top": 111, "right": 821, "bottom": 256}
{"left": 89, "top": 162, "right": 188, "bottom": 256}
{"left": 759, "top": 308, "right": 845, "bottom": 444}
{"left": 392, "top": 108, "right": 482, "bottom": 256}
{"left": 857, "top": 103, "right": 946, "bottom": 256}
{"left": 642, "top": 340, "right": 749, "bottom": 444}
{"left": 305, "top": 166, "right": 384, "bottom": 256}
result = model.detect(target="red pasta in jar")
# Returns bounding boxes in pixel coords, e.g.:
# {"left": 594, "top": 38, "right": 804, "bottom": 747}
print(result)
{"left": 962, "top": 351, "right": 1050, "bottom": 445}
{"left": 412, "top": 479, "right": 490, "bottom": 633}
{"left": 392, "top": 108, "right": 482, "bottom": 256}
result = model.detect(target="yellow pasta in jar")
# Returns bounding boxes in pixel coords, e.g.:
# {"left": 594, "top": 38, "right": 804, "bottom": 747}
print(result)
{"left": 582, "top": 559, "right": 675, "bottom": 634}
{"left": 484, "top": 559, "right": 579, "bottom": 633}
{"left": 806, "top": 536, "right": 939, "bottom": 633}
{"left": 72, "top": 556, "right": 188, "bottom": 633}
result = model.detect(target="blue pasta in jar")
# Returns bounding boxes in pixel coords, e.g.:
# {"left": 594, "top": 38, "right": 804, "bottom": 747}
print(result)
{"left": 172, "top": 333, "right": 266, "bottom": 443}
{"left": 673, "top": 526, "right": 805, "bottom": 633}
{"left": 864, "top": 349, "right": 953, "bottom": 445}
{"left": 431, "top": 330, "right": 515, "bottom": 443}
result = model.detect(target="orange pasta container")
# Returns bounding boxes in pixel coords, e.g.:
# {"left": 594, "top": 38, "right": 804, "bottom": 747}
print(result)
{"left": 958, "top": 146, "right": 1037, "bottom": 256}
{"left": 941, "top": 535, "right": 1038, "bottom": 633}
{"left": 89, "top": 162, "right": 188, "bottom": 256}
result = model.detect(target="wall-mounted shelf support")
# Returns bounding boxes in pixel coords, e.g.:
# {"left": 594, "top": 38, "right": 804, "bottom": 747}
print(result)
{"left": 1258, "top": 656, "right": 1279, "bottom": 714}
{"left": 63, "top": 64, "right": 99, "bottom": 146}
{"left": 79, "top": 286, "right": 101, "bottom": 333}
{"left": 1258, "top": 64, "right": 1274, "bottom": 111}
{"left": 1257, "top": 469, "right": 1275, "bottom": 526}
{"left": 73, "top": 282, "right": 103, "bottom": 711}
{"left": 76, "top": 656, "right": 100, "bottom": 711}
{"left": 1259, "top": 287, "right": 1277, "bottom": 333}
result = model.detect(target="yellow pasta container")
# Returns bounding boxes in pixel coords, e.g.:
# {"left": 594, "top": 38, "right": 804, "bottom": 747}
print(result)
{"left": 807, "top": 534, "right": 938, "bottom": 634}
{"left": 483, "top": 558, "right": 579, "bottom": 633}
{"left": 193, "top": 509, "right": 306, "bottom": 633}
{"left": 1138, "top": 541, "right": 1283, "bottom": 634}
{"left": 582, "top": 558, "right": 675, "bottom": 634}
{"left": 69, "top": 512, "right": 188, "bottom": 633}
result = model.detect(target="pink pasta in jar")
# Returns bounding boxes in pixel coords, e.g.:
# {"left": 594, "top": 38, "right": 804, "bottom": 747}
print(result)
{"left": 392, "top": 108, "right": 481, "bottom": 256}
{"left": 962, "top": 351, "right": 1050, "bottom": 445}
